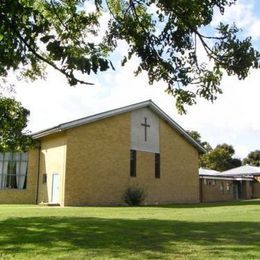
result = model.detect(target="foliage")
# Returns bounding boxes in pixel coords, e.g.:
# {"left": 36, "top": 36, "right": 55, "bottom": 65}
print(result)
{"left": 0, "top": 0, "right": 259, "bottom": 112}
{"left": 1, "top": 0, "right": 259, "bottom": 150}
{"left": 187, "top": 130, "right": 212, "bottom": 152}
{"left": 215, "top": 143, "right": 235, "bottom": 155}
{"left": 123, "top": 186, "right": 146, "bottom": 206}
{"left": 0, "top": 201, "right": 259, "bottom": 259}
{"left": 243, "top": 150, "right": 260, "bottom": 166}
{"left": 229, "top": 157, "right": 242, "bottom": 168}
{"left": 200, "top": 143, "right": 241, "bottom": 171}
{"left": 0, "top": 0, "right": 111, "bottom": 86}
{"left": 0, "top": 97, "right": 33, "bottom": 151}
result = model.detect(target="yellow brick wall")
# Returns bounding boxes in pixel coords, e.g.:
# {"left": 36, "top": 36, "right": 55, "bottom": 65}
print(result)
{"left": 200, "top": 179, "right": 234, "bottom": 202}
{"left": 158, "top": 120, "right": 200, "bottom": 203}
{"left": 64, "top": 113, "right": 130, "bottom": 205}
{"left": 64, "top": 112, "right": 200, "bottom": 206}
{"left": 243, "top": 181, "right": 253, "bottom": 199}
{"left": 253, "top": 182, "right": 260, "bottom": 198}
{"left": 37, "top": 133, "right": 67, "bottom": 205}
{"left": 0, "top": 149, "right": 38, "bottom": 204}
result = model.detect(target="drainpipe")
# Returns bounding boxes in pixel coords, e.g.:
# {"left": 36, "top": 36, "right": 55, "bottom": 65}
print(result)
{"left": 199, "top": 178, "right": 203, "bottom": 203}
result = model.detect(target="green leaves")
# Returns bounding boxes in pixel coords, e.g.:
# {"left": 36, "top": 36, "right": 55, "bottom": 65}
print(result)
{"left": 0, "top": 0, "right": 111, "bottom": 87}
{"left": 104, "top": 0, "right": 259, "bottom": 113}
{"left": 200, "top": 143, "right": 242, "bottom": 171}
{"left": 243, "top": 150, "right": 260, "bottom": 166}
{"left": 212, "top": 23, "right": 260, "bottom": 80}
{"left": 0, "top": 0, "right": 259, "bottom": 113}
{"left": 0, "top": 97, "right": 33, "bottom": 152}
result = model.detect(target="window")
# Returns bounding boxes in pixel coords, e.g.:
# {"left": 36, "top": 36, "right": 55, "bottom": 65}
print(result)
{"left": 220, "top": 182, "right": 224, "bottom": 193}
{"left": 0, "top": 152, "right": 28, "bottom": 189}
{"left": 155, "top": 153, "right": 160, "bottom": 178}
{"left": 207, "top": 180, "right": 216, "bottom": 186}
{"left": 130, "top": 150, "right": 136, "bottom": 177}
{"left": 226, "top": 183, "right": 231, "bottom": 192}
{"left": 42, "top": 174, "right": 47, "bottom": 184}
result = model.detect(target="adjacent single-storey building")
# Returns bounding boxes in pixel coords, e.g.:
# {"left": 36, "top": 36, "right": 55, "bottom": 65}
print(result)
{"left": 0, "top": 100, "right": 206, "bottom": 206}
{"left": 199, "top": 165, "right": 260, "bottom": 202}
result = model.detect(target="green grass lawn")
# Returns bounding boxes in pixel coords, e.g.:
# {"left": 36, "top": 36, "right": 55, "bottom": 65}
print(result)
{"left": 0, "top": 200, "right": 259, "bottom": 259}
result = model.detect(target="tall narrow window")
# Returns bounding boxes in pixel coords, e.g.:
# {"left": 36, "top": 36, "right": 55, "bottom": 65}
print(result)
{"left": 130, "top": 150, "right": 136, "bottom": 177}
{"left": 155, "top": 153, "right": 160, "bottom": 178}
{"left": 42, "top": 174, "right": 47, "bottom": 184}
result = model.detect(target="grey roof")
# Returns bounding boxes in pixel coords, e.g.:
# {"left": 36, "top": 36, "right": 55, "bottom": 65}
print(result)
{"left": 199, "top": 167, "right": 254, "bottom": 181}
{"left": 199, "top": 168, "right": 221, "bottom": 176}
{"left": 32, "top": 100, "right": 206, "bottom": 153}
{"left": 220, "top": 165, "right": 260, "bottom": 176}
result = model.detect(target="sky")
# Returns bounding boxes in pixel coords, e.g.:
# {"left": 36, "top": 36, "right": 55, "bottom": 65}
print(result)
{"left": 6, "top": 0, "right": 260, "bottom": 159}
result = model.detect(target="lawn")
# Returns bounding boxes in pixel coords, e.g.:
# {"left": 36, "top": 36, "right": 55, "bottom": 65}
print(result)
{"left": 0, "top": 200, "right": 259, "bottom": 259}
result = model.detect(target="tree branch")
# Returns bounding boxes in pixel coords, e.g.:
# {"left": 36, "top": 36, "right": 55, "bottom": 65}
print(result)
{"left": 0, "top": 12, "right": 94, "bottom": 86}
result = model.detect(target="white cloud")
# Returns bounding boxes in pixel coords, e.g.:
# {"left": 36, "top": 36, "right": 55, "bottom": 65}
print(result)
{"left": 212, "top": 0, "right": 255, "bottom": 28}
{"left": 212, "top": 0, "right": 260, "bottom": 41}
{"left": 249, "top": 20, "right": 260, "bottom": 40}
{"left": 185, "top": 69, "right": 260, "bottom": 158}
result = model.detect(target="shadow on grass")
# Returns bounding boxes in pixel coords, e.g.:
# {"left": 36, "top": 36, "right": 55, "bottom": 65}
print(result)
{"left": 159, "top": 199, "right": 260, "bottom": 209}
{"left": 0, "top": 216, "right": 259, "bottom": 258}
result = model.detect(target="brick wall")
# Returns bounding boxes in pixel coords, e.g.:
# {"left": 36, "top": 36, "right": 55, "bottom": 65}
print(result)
{"left": 253, "top": 182, "right": 260, "bottom": 198}
{"left": 64, "top": 112, "right": 200, "bottom": 206}
{"left": 200, "top": 179, "right": 234, "bottom": 202}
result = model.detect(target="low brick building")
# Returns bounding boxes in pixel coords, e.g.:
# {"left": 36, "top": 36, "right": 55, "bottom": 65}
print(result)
{"left": 0, "top": 100, "right": 206, "bottom": 206}
{"left": 199, "top": 166, "right": 260, "bottom": 202}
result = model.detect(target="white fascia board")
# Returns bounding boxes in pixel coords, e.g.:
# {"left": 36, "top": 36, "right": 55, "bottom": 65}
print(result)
{"left": 32, "top": 127, "right": 62, "bottom": 139}
{"left": 32, "top": 100, "right": 151, "bottom": 139}
{"left": 200, "top": 175, "right": 253, "bottom": 181}
{"left": 233, "top": 177, "right": 252, "bottom": 181}
{"left": 200, "top": 175, "right": 234, "bottom": 181}
{"left": 60, "top": 100, "right": 152, "bottom": 131}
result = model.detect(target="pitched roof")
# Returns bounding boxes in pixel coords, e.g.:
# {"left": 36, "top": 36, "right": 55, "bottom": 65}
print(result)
{"left": 199, "top": 167, "right": 254, "bottom": 181}
{"left": 32, "top": 100, "right": 206, "bottom": 153}
{"left": 199, "top": 168, "right": 221, "bottom": 175}
{"left": 220, "top": 165, "right": 260, "bottom": 176}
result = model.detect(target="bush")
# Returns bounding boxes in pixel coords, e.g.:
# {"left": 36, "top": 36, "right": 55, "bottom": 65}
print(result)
{"left": 123, "top": 186, "right": 146, "bottom": 206}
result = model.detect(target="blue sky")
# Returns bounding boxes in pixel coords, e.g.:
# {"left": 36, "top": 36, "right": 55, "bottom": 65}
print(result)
{"left": 7, "top": 0, "right": 260, "bottom": 159}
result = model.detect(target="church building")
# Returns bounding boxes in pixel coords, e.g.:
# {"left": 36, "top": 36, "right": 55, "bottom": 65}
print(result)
{"left": 0, "top": 100, "right": 205, "bottom": 206}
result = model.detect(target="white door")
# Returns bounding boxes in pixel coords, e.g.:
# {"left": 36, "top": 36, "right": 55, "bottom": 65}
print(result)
{"left": 51, "top": 173, "right": 60, "bottom": 203}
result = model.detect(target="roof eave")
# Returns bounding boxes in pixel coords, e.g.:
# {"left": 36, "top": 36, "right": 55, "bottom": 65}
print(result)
{"left": 31, "top": 100, "right": 206, "bottom": 153}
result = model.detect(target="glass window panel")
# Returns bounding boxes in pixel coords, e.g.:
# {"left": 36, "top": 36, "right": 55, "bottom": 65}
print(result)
{"left": 8, "top": 162, "right": 16, "bottom": 175}
{"left": 2, "top": 174, "right": 7, "bottom": 188}
{"left": 0, "top": 153, "right": 4, "bottom": 160}
{"left": 4, "top": 153, "right": 11, "bottom": 161}
{"left": 21, "top": 153, "right": 28, "bottom": 161}
{"left": 17, "top": 175, "right": 26, "bottom": 189}
{"left": 14, "top": 152, "right": 21, "bottom": 161}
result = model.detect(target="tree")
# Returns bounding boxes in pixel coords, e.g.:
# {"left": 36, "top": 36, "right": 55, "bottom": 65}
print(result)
{"left": 243, "top": 150, "right": 260, "bottom": 166}
{"left": 186, "top": 130, "right": 212, "bottom": 152}
{"left": 0, "top": 0, "right": 259, "bottom": 112}
{"left": 0, "top": 97, "right": 33, "bottom": 152}
{"left": 215, "top": 143, "right": 235, "bottom": 156}
{"left": 200, "top": 143, "right": 241, "bottom": 171}
{"left": 1, "top": 0, "right": 259, "bottom": 150}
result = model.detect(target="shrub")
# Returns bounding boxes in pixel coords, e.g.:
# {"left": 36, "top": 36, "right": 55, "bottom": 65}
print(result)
{"left": 123, "top": 186, "right": 146, "bottom": 206}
